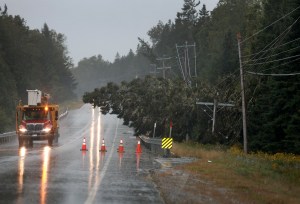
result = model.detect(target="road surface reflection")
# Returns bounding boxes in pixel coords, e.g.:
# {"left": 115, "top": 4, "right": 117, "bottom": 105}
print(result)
{"left": 86, "top": 108, "right": 103, "bottom": 203}
{"left": 18, "top": 147, "right": 26, "bottom": 194}
{"left": 41, "top": 146, "right": 51, "bottom": 204}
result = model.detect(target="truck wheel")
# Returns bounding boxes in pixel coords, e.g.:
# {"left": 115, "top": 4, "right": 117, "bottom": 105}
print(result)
{"left": 54, "top": 133, "right": 59, "bottom": 143}
{"left": 48, "top": 138, "right": 53, "bottom": 146}
{"left": 29, "top": 139, "right": 33, "bottom": 147}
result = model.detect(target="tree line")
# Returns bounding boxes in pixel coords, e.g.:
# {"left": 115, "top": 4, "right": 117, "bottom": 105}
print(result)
{"left": 81, "top": 0, "right": 300, "bottom": 154}
{"left": 0, "top": 6, "right": 77, "bottom": 132}
{"left": 71, "top": 50, "right": 150, "bottom": 97}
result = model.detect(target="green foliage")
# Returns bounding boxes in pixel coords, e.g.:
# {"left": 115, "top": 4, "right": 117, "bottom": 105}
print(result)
{"left": 0, "top": 7, "right": 77, "bottom": 132}
{"left": 79, "top": 0, "right": 299, "bottom": 154}
{"left": 83, "top": 76, "right": 239, "bottom": 143}
{"left": 247, "top": 0, "right": 300, "bottom": 154}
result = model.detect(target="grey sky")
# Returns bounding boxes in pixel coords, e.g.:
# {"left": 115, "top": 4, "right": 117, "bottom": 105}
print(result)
{"left": 0, "top": 0, "right": 218, "bottom": 65}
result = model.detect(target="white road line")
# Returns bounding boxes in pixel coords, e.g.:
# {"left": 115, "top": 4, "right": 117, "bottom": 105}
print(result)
{"left": 84, "top": 117, "right": 119, "bottom": 204}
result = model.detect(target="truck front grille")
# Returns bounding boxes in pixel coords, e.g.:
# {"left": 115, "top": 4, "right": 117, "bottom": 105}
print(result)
{"left": 26, "top": 124, "right": 43, "bottom": 131}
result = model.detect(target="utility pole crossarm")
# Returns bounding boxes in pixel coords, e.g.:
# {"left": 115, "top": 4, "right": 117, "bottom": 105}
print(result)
{"left": 218, "top": 103, "right": 235, "bottom": 107}
{"left": 196, "top": 102, "right": 214, "bottom": 106}
{"left": 196, "top": 102, "right": 234, "bottom": 107}
{"left": 157, "top": 67, "right": 171, "bottom": 70}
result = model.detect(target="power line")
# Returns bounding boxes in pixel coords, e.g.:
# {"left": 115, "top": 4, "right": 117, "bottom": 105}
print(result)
{"left": 176, "top": 42, "right": 197, "bottom": 86}
{"left": 241, "top": 5, "right": 300, "bottom": 44}
{"left": 258, "top": 57, "right": 300, "bottom": 73}
{"left": 245, "top": 16, "right": 299, "bottom": 69}
{"left": 242, "top": 45, "right": 300, "bottom": 64}
{"left": 196, "top": 100, "right": 234, "bottom": 134}
{"left": 241, "top": 14, "right": 300, "bottom": 76}
{"left": 247, "top": 71, "right": 300, "bottom": 76}
{"left": 184, "top": 13, "right": 299, "bottom": 93}
{"left": 244, "top": 54, "right": 300, "bottom": 66}
{"left": 215, "top": 70, "right": 240, "bottom": 89}
{"left": 242, "top": 37, "right": 300, "bottom": 58}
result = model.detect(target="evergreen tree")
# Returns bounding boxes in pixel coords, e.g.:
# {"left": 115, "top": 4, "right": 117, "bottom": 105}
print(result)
{"left": 176, "top": 0, "right": 200, "bottom": 25}
{"left": 248, "top": 0, "right": 300, "bottom": 153}
{"left": 0, "top": 8, "right": 77, "bottom": 131}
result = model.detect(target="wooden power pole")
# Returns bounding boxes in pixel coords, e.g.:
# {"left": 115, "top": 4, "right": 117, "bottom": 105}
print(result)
{"left": 157, "top": 57, "right": 171, "bottom": 79}
{"left": 237, "top": 32, "right": 248, "bottom": 154}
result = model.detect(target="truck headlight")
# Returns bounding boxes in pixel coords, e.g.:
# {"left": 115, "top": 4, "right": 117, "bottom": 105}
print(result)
{"left": 19, "top": 125, "right": 27, "bottom": 133}
{"left": 42, "top": 126, "right": 52, "bottom": 133}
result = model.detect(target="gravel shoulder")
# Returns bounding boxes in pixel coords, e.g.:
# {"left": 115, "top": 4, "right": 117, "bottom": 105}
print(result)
{"left": 150, "top": 158, "right": 241, "bottom": 204}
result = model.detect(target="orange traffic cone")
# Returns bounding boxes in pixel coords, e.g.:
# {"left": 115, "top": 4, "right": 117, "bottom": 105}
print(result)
{"left": 100, "top": 139, "right": 107, "bottom": 152}
{"left": 136, "top": 140, "right": 142, "bottom": 153}
{"left": 118, "top": 139, "right": 125, "bottom": 153}
{"left": 80, "top": 137, "right": 88, "bottom": 151}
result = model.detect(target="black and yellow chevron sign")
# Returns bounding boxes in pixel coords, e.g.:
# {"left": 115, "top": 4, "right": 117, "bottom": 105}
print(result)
{"left": 162, "top": 137, "right": 173, "bottom": 149}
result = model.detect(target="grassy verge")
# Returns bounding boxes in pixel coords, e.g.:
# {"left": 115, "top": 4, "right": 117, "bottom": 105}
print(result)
{"left": 171, "top": 142, "right": 300, "bottom": 204}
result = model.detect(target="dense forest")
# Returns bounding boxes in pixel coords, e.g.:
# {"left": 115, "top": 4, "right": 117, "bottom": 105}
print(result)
{"left": 72, "top": 51, "right": 150, "bottom": 97}
{"left": 0, "top": 6, "right": 77, "bottom": 132}
{"left": 82, "top": 0, "right": 300, "bottom": 154}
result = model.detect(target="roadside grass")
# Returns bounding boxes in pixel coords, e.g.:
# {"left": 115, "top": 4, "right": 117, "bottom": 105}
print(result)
{"left": 172, "top": 142, "right": 300, "bottom": 204}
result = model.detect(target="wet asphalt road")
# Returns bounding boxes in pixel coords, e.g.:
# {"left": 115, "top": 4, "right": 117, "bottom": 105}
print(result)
{"left": 0, "top": 105, "right": 163, "bottom": 204}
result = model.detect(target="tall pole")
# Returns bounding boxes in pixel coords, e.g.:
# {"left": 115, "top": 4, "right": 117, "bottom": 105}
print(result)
{"left": 176, "top": 42, "right": 196, "bottom": 87}
{"left": 237, "top": 32, "right": 248, "bottom": 154}
{"left": 194, "top": 42, "right": 197, "bottom": 87}
{"left": 212, "top": 99, "right": 217, "bottom": 134}
{"left": 157, "top": 57, "right": 171, "bottom": 79}
{"left": 169, "top": 120, "right": 172, "bottom": 138}
{"left": 176, "top": 44, "right": 186, "bottom": 81}
{"left": 162, "top": 60, "right": 166, "bottom": 79}
{"left": 153, "top": 122, "right": 156, "bottom": 138}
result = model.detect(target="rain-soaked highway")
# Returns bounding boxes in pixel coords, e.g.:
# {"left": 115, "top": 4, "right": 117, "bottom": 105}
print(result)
{"left": 0, "top": 105, "right": 164, "bottom": 204}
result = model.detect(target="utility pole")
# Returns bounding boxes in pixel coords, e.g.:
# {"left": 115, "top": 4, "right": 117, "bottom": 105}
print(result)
{"left": 196, "top": 101, "right": 234, "bottom": 134}
{"left": 212, "top": 99, "right": 217, "bottom": 134}
{"left": 152, "top": 122, "right": 156, "bottom": 138}
{"left": 194, "top": 42, "right": 197, "bottom": 87}
{"left": 156, "top": 57, "right": 171, "bottom": 79}
{"left": 169, "top": 120, "right": 173, "bottom": 138}
{"left": 176, "top": 42, "right": 197, "bottom": 87}
{"left": 237, "top": 32, "right": 248, "bottom": 154}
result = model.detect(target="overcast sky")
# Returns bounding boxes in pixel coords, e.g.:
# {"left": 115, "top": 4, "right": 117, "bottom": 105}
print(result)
{"left": 0, "top": 0, "right": 219, "bottom": 65}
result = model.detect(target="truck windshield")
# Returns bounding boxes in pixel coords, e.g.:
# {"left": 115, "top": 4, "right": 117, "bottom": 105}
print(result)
{"left": 23, "top": 109, "right": 49, "bottom": 120}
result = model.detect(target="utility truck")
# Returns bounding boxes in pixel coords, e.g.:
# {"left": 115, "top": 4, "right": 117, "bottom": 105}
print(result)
{"left": 16, "top": 90, "right": 59, "bottom": 147}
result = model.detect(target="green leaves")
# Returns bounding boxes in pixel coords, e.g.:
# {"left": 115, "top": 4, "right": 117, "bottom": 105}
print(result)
{"left": 0, "top": 12, "right": 77, "bottom": 131}
{"left": 246, "top": 0, "right": 300, "bottom": 154}
{"left": 83, "top": 76, "right": 193, "bottom": 139}
{"left": 80, "top": 0, "right": 299, "bottom": 154}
